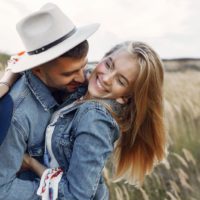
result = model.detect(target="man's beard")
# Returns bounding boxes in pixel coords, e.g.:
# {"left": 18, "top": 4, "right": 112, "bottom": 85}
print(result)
{"left": 49, "top": 87, "right": 73, "bottom": 105}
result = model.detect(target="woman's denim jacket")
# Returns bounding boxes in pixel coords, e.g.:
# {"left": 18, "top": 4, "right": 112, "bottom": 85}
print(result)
{"left": 49, "top": 92, "right": 121, "bottom": 200}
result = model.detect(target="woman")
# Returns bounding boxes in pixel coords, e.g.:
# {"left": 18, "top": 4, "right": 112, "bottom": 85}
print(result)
{"left": 1, "top": 41, "right": 166, "bottom": 200}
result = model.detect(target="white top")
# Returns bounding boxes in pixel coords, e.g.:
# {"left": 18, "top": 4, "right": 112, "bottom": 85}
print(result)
{"left": 45, "top": 101, "right": 78, "bottom": 167}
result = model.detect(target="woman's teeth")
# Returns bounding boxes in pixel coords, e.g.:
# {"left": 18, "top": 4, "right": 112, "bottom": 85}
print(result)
{"left": 97, "top": 78, "right": 103, "bottom": 89}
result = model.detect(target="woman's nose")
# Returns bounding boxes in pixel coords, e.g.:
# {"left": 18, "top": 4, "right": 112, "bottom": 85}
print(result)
{"left": 102, "top": 73, "right": 113, "bottom": 85}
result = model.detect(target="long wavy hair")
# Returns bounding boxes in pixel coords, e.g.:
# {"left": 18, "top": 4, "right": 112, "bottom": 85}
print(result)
{"left": 104, "top": 41, "right": 166, "bottom": 185}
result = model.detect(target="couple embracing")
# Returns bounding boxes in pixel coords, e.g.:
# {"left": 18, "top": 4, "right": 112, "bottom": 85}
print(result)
{"left": 0, "top": 3, "right": 166, "bottom": 200}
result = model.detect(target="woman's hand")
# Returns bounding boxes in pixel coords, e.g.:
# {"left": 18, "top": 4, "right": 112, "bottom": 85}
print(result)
{"left": 0, "top": 82, "right": 9, "bottom": 98}
{"left": 0, "top": 69, "right": 12, "bottom": 98}
{"left": 0, "top": 52, "right": 25, "bottom": 98}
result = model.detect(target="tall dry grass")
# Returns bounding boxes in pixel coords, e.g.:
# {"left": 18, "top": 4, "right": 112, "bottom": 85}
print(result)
{"left": 106, "top": 70, "right": 200, "bottom": 200}
{"left": 0, "top": 53, "right": 10, "bottom": 70}
{"left": 164, "top": 71, "right": 200, "bottom": 147}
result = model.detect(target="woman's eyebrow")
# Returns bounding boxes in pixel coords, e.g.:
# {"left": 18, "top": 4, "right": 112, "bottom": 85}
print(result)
{"left": 108, "top": 57, "right": 114, "bottom": 67}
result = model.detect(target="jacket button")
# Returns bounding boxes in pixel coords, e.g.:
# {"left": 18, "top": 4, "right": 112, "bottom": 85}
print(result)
{"left": 37, "top": 149, "right": 42, "bottom": 154}
{"left": 70, "top": 136, "right": 73, "bottom": 142}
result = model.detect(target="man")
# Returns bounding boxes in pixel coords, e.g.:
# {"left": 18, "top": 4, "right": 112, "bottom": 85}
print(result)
{"left": 0, "top": 3, "right": 99, "bottom": 200}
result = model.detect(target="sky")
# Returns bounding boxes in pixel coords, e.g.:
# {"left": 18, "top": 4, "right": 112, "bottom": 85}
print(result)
{"left": 0, "top": 0, "right": 199, "bottom": 61}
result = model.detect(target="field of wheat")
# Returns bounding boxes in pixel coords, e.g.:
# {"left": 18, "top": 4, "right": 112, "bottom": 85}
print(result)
{"left": 106, "top": 70, "right": 200, "bottom": 200}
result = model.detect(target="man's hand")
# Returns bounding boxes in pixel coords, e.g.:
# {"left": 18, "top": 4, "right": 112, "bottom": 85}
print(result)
{"left": 20, "top": 153, "right": 33, "bottom": 171}
{"left": 21, "top": 153, "right": 47, "bottom": 177}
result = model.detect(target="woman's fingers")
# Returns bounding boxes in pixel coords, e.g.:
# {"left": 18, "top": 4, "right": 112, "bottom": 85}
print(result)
{"left": 0, "top": 83, "right": 9, "bottom": 98}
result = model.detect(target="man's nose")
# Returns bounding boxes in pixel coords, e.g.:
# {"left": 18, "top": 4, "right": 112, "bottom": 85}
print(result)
{"left": 74, "top": 69, "right": 85, "bottom": 83}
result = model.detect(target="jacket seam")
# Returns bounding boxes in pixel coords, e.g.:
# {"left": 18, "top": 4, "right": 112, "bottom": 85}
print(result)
{"left": 12, "top": 87, "right": 30, "bottom": 113}
{"left": 12, "top": 117, "right": 28, "bottom": 141}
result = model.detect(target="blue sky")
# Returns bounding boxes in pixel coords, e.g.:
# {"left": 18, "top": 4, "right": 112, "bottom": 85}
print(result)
{"left": 0, "top": 0, "right": 199, "bottom": 60}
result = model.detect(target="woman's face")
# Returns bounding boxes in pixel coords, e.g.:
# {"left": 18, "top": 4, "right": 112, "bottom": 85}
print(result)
{"left": 88, "top": 50, "right": 139, "bottom": 102}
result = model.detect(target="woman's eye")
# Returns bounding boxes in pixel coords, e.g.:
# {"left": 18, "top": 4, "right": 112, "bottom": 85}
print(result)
{"left": 105, "top": 62, "right": 111, "bottom": 69}
{"left": 117, "top": 79, "right": 125, "bottom": 86}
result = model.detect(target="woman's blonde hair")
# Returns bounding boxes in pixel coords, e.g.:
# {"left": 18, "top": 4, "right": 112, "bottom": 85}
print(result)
{"left": 105, "top": 41, "right": 166, "bottom": 185}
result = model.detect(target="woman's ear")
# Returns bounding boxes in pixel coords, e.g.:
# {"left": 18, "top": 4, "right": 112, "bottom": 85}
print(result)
{"left": 116, "top": 96, "right": 130, "bottom": 104}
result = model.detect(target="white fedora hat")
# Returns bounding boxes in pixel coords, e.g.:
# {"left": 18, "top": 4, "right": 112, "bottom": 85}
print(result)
{"left": 11, "top": 3, "right": 99, "bottom": 73}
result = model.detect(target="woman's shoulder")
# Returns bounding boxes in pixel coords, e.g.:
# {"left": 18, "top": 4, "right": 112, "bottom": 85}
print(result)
{"left": 78, "top": 100, "right": 108, "bottom": 112}
{"left": 78, "top": 99, "right": 122, "bottom": 114}
{"left": 74, "top": 100, "right": 120, "bottom": 142}
{"left": 75, "top": 99, "right": 120, "bottom": 130}
{"left": 76, "top": 100, "right": 111, "bottom": 123}
{"left": 77, "top": 99, "right": 121, "bottom": 118}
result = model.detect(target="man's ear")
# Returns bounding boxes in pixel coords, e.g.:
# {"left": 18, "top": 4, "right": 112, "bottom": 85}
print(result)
{"left": 31, "top": 66, "right": 43, "bottom": 78}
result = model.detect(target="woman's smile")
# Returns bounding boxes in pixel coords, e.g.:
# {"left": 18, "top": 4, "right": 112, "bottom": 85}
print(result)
{"left": 95, "top": 75, "right": 109, "bottom": 93}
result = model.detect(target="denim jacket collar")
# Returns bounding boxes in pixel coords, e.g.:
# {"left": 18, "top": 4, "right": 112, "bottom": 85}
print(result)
{"left": 60, "top": 97, "right": 123, "bottom": 118}
{"left": 24, "top": 70, "right": 58, "bottom": 111}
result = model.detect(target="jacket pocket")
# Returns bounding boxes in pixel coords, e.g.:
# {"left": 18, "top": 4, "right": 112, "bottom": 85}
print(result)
{"left": 28, "top": 144, "right": 44, "bottom": 157}
{"left": 58, "top": 133, "right": 74, "bottom": 160}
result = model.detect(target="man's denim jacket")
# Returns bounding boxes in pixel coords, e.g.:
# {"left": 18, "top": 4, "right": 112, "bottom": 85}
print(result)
{"left": 0, "top": 71, "right": 60, "bottom": 200}
{"left": 0, "top": 68, "right": 120, "bottom": 199}
{"left": 49, "top": 98, "right": 120, "bottom": 200}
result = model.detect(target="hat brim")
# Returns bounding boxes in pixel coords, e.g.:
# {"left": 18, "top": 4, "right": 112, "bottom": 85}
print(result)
{"left": 11, "top": 23, "right": 99, "bottom": 73}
